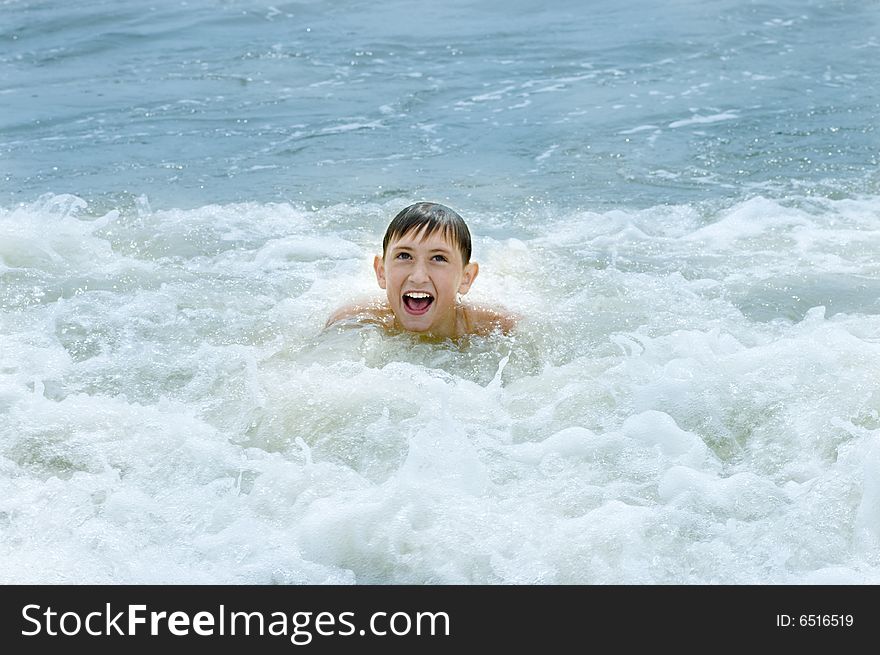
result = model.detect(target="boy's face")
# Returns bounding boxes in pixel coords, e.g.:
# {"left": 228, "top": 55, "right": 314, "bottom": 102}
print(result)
{"left": 374, "top": 226, "right": 478, "bottom": 336}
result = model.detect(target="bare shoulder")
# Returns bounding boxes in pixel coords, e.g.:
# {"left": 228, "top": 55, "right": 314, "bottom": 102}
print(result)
{"left": 325, "top": 298, "right": 393, "bottom": 329}
{"left": 464, "top": 303, "right": 520, "bottom": 336}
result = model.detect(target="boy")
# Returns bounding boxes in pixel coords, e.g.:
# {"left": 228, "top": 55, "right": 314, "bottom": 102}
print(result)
{"left": 325, "top": 202, "right": 517, "bottom": 339}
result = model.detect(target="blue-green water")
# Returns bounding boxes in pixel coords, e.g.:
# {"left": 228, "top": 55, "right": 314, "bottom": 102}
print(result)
{"left": 3, "top": 0, "right": 877, "bottom": 211}
{"left": 1, "top": 0, "right": 879, "bottom": 584}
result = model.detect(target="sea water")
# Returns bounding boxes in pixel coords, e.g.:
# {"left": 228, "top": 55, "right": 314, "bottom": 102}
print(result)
{"left": 1, "top": 0, "right": 879, "bottom": 583}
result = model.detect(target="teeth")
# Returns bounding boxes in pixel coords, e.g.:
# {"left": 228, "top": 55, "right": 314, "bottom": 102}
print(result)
{"left": 405, "top": 292, "right": 432, "bottom": 298}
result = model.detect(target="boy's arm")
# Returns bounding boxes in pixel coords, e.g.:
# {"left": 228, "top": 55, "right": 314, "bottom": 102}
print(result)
{"left": 469, "top": 304, "right": 519, "bottom": 336}
{"left": 325, "top": 298, "right": 389, "bottom": 328}
{"left": 325, "top": 304, "right": 357, "bottom": 328}
{"left": 493, "top": 308, "right": 519, "bottom": 335}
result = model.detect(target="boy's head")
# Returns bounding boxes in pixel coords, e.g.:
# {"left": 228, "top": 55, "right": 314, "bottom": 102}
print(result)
{"left": 374, "top": 202, "right": 479, "bottom": 336}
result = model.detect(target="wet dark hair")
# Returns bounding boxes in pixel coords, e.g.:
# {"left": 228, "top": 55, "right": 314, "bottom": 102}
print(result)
{"left": 381, "top": 202, "right": 472, "bottom": 264}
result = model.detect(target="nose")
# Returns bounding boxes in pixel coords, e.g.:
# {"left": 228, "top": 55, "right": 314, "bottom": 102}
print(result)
{"left": 410, "top": 258, "right": 429, "bottom": 283}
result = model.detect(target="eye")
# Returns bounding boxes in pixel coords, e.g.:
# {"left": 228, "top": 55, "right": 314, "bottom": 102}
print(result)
{"left": 395, "top": 252, "right": 412, "bottom": 260}
{"left": 432, "top": 254, "right": 448, "bottom": 262}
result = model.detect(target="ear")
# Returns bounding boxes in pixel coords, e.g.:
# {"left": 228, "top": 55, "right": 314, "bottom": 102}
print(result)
{"left": 373, "top": 255, "right": 387, "bottom": 289}
{"left": 457, "top": 261, "right": 479, "bottom": 295}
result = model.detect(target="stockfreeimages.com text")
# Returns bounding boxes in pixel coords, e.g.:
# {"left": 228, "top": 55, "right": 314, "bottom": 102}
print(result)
{"left": 22, "top": 603, "right": 450, "bottom": 645}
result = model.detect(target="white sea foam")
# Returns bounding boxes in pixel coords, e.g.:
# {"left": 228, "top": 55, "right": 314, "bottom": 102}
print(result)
{"left": 2, "top": 192, "right": 880, "bottom": 584}
{"left": 668, "top": 111, "right": 739, "bottom": 128}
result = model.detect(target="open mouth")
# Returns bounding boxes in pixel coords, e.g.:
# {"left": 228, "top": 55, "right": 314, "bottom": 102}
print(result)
{"left": 402, "top": 291, "right": 434, "bottom": 315}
